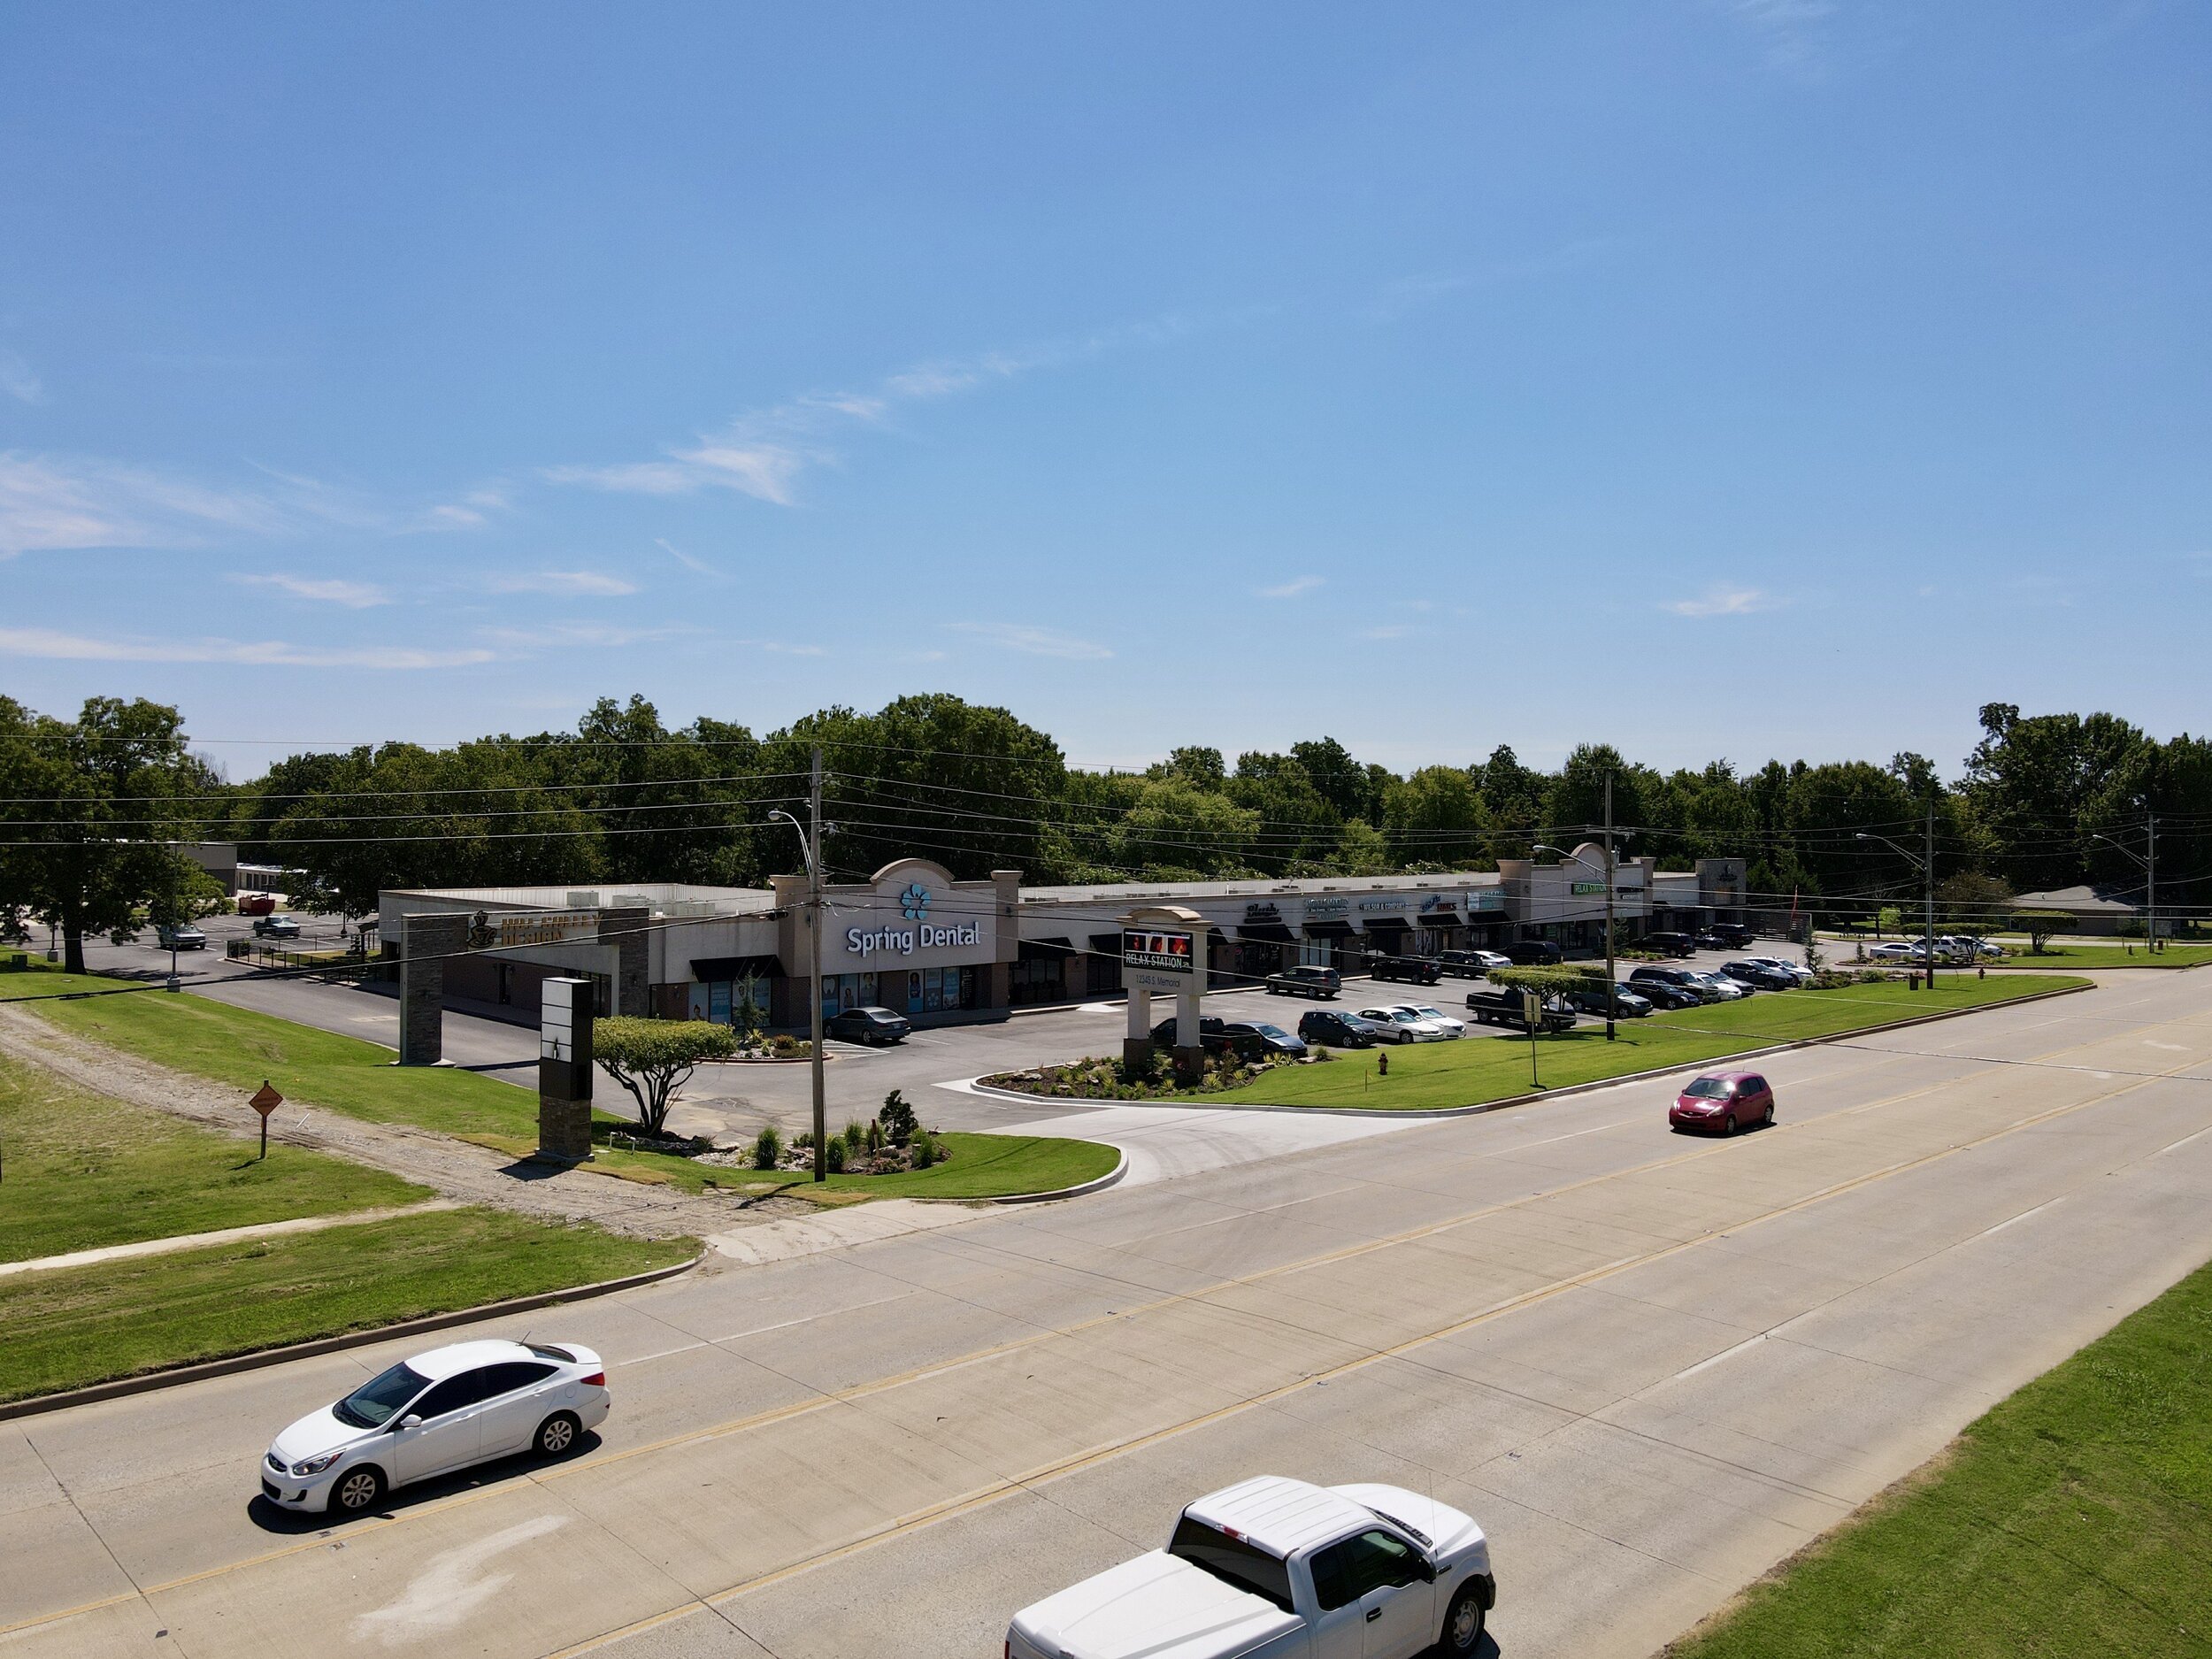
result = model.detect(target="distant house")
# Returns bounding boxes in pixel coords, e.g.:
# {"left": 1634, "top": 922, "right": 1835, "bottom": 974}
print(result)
{"left": 2010, "top": 884, "right": 2161, "bottom": 935}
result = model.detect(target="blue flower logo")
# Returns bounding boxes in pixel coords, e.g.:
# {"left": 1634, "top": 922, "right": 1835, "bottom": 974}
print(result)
{"left": 898, "top": 882, "right": 932, "bottom": 921}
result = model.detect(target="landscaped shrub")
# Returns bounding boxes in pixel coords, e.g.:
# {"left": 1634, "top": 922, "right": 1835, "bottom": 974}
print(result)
{"left": 752, "top": 1125, "right": 782, "bottom": 1171}
{"left": 878, "top": 1090, "right": 918, "bottom": 1147}
{"left": 910, "top": 1129, "right": 939, "bottom": 1170}
{"left": 842, "top": 1119, "right": 864, "bottom": 1156}
{"left": 825, "top": 1137, "right": 846, "bottom": 1173}
{"left": 864, "top": 1118, "right": 884, "bottom": 1155}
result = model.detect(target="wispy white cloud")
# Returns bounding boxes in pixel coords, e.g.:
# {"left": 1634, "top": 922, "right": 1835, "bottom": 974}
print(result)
{"left": 478, "top": 621, "right": 690, "bottom": 649}
{"left": 230, "top": 572, "right": 392, "bottom": 608}
{"left": 949, "top": 622, "right": 1113, "bottom": 661}
{"left": 484, "top": 569, "right": 638, "bottom": 596}
{"left": 654, "top": 537, "right": 721, "bottom": 578}
{"left": 545, "top": 319, "right": 1192, "bottom": 508}
{"left": 0, "top": 349, "right": 42, "bottom": 405}
{"left": 0, "top": 451, "right": 502, "bottom": 557}
{"left": 1721, "top": 0, "right": 1836, "bottom": 70}
{"left": 0, "top": 626, "right": 493, "bottom": 669}
{"left": 1259, "top": 574, "right": 1325, "bottom": 599}
{"left": 737, "top": 637, "right": 830, "bottom": 657}
{"left": 1662, "top": 584, "right": 1783, "bottom": 618}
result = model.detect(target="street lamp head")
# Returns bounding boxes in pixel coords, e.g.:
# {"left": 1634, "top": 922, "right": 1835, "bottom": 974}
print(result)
{"left": 1855, "top": 832, "right": 1872, "bottom": 841}
{"left": 1531, "top": 843, "right": 1564, "bottom": 858}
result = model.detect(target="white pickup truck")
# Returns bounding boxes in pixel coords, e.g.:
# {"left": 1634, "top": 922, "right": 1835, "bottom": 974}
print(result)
{"left": 1006, "top": 1475, "right": 1494, "bottom": 1659}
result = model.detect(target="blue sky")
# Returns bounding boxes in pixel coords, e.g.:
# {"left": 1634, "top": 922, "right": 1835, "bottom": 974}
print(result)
{"left": 2, "top": 1, "right": 2205, "bottom": 779}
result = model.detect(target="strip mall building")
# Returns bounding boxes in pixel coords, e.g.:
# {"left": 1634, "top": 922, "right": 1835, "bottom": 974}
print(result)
{"left": 378, "top": 852, "right": 1747, "bottom": 1029}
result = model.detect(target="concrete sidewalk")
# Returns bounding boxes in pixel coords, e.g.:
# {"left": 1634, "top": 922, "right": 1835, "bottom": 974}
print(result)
{"left": 0, "top": 1201, "right": 460, "bottom": 1279}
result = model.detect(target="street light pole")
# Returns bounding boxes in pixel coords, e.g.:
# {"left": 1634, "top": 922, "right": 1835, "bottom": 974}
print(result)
{"left": 1856, "top": 824, "right": 1934, "bottom": 988}
{"left": 769, "top": 746, "right": 832, "bottom": 1184}
{"left": 1602, "top": 772, "right": 1617, "bottom": 1042}
{"left": 2093, "top": 818, "right": 2157, "bottom": 954}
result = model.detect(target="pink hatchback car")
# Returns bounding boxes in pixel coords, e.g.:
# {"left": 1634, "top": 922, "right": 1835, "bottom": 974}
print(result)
{"left": 1669, "top": 1070, "right": 1775, "bottom": 1135}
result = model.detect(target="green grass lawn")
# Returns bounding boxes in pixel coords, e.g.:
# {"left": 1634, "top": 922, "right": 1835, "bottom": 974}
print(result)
{"left": 2, "top": 970, "right": 711, "bottom": 1187}
{"left": 4, "top": 972, "right": 1118, "bottom": 1202}
{"left": 1983, "top": 942, "right": 2212, "bottom": 970}
{"left": 1665, "top": 1255, "right": 2212, "bottom": 1659}
{"left": 1207, "top": 975, "right": 2086, "bottom": 1110}
{"left": 0, "top": 1209, "right": 693, "bottom": 1405}
{"left": 0, "top": 1058, "right": 429, "bottom": 1263}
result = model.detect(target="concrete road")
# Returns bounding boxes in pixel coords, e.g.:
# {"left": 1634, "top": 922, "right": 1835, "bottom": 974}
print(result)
{"left": 4, "top": 968, "right": 2207, "bottom": 1659}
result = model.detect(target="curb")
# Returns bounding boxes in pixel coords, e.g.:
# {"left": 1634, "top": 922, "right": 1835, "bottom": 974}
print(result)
{"left": 964, "top": 981, "right": 2095, "bottom": 1123}
{"left": 985, "top": 1148, "right": 1128, "bottom": 1204}
{"left": 0, "top": 1249, "right": 707, "bottom": 1425}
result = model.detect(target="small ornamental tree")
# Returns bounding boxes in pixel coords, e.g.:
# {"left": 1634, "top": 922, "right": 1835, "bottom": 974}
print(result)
{"left": 2011, "top": 910, "right": 2077, "bottom": 956}
{"left": 1489, "top": 964, "right": 1605, "bottom": 1000}
{"left": 594, "top": 1018, "right": 736, "bottom": 1137}
{"left": 877, "top": 1089, "right": 918, "bottom": 1148}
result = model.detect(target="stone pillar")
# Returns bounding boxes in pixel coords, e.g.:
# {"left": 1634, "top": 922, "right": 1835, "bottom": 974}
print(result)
{"left": 1123, "top": 985, "right": 1154, "bottom": 1072}
{"left": 536, "top": 976, "right": 595, "bottom": 1164}
{"left": 602, "top": 905, "right": 650, "bottom": 1016}
{"left": 1117, "top": 904, "right": 1210, "bottom": 1083}
{"left": 398, "top": 911, "right": 470, "bottom": 1065}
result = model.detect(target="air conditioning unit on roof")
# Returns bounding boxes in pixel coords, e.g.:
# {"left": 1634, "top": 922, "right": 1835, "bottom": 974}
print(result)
{"left": 565, "top": 890, "right": 600, "bottom": 909}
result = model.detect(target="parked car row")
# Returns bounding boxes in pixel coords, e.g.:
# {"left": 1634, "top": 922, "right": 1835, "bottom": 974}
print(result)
{"left": 1867, "top": 935, "right": 2005, "bottom": 962}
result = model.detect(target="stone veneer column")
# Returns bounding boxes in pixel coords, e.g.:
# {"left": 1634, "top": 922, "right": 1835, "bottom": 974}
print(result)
{"left": 600, "top": 905, "right": 650, "bottom": 1016}
{"left": 398, "top": 911, "right": 471, "bottom": 1065}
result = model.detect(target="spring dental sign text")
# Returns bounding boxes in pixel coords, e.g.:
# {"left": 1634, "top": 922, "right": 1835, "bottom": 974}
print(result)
{"left": 846, "top": 921, "right": 983, "bottom": 958}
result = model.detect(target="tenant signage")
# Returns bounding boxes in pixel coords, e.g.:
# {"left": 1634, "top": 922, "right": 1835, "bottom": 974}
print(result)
{"left": 1122, "top": 928, "right": 1196, "bottom": 974}
{"left": 497, "top": 910, "right": 599, "bottom": 949}
{"left": 1571, "top": 881, "right": 1605, "bottom": 896}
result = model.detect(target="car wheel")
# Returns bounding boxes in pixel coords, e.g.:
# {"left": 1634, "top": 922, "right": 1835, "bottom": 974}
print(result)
{"left": 1441, "top": 1582, "right": 1487, "bottom": 1654}
{"left": 535, "top": 1411, "right": 582, "bottom": 1458}
{"left": 333, "top": 1464, "right": 386, "bottom": 1516}
{"left": 1762, "top": 1102, "right": 1775, "bottom": 1127}
{"left": 1723, "top": 1112, "right": 1740, "bottom": 1136}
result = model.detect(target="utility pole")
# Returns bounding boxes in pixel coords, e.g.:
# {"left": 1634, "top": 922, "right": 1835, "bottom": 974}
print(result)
{"left": 808, "top": 747, "right": 826, "bottom": 1182}
{"left": 1924, "top": 797, "right": 1936, "bottom": 989}
{"left": 1602, "top": 772, "right": 1617, "bottom": 1041}
{"left": 2147, "top": 814, "right": 2158, "bottom": 953}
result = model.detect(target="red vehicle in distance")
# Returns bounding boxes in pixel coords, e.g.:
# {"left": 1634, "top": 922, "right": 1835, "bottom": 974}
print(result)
{"left": 1669, "top": 1071, "right": 1775, "bottom": 1135}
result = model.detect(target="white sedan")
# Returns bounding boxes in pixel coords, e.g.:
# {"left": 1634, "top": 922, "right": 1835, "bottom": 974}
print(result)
{"left": 1740, "top": 956, "right": 1815, "bottom": 985}
{"left": 1356, "top": 1007, "right": 1455, "bottom": 1042}
{"left": 1684, "top": 971, "right": 1749, "bottom": 1001}
{"left": 1867, "top": 941, "right": 1916, "bottom": 960}
{"left": 259, "top": 1339, "right": 608, "bottom": 1516}
{"left": 1399, "top": 1003, "right": 1468, "bottom": 1038}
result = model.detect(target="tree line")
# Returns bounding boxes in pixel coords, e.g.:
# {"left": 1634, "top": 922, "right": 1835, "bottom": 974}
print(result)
{"left": 4, "top": 692, "right": 2207, "bottom": 969}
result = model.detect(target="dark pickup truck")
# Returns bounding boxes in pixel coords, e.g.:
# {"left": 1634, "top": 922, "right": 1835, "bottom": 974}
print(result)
{"left": 1364, "top": 952, "right": 1442, "bottom": 986}
{"left": 1464, "top": 987, "right": 1578, "bottom": 1033}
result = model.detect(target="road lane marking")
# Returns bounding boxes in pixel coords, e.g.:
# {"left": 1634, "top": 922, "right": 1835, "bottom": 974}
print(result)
{"left": 1672, "top": 1333, "right": 1768, "bottom": 1381}
{"left": 354, "top": 1514, "right": 565, "bottom": 1646}
{"left": 1978, "top": 1197, "right": 2062, "bottom": 1239}
{"left": 7, "top": 1010, "right": 2201, "bottom": 1647}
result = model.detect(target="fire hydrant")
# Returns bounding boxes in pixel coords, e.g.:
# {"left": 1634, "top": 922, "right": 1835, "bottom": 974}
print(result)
{"left": 1377, "top": 1050, "right": 1389, "bottom": 1077}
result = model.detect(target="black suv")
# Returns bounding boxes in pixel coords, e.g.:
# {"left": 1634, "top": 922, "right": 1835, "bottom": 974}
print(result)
{"left": 1640, "top": 931, "right": 1698, "bottom": 957}
{"left": 1565, "top": 981, "right": 1653, "bottom": 1018}
{"left": 1263, "top": 964, "right": 1341, "bottom": 1000}
{"left": 1365, "top": 952, "right": 1442, "bottom": 986}
{"left": 1499, "top": 940, "right": 1563, "bottom": 965}
{"left": 1629, "top": 965, "right": 1717, "bottom": 1006}
{"left": 1438, "top": 949, "right": 1505, "bottom": 978}
{"left": 1297, "top": 1009, "right": 1388, "bottom": 1048}
{"left": 1150, "top": 1017, "right": 1264, "bottom": 1061}
{"left": 1705, "top": 922, "right": 1756, "bottom": 949}
{"left": 826, "top": 1005, "right": 911, "bottom": 1045}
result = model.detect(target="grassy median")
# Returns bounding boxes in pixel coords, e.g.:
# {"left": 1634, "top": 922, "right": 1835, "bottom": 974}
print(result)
{"left": 1665, "top": 1254, "right": 2212, "bottom": 1659}
{"left": 0, "top": 1210, "right": 692, "bottom": 1405}
{"left": 0, "top": 1059, "right": 429, "bottom": 1263}
{"left": 1206, "top": 975, "right": 2086, "bottom": 1110}
{"left": 1984, "top": 942, "right": 2212, "bottom": 971}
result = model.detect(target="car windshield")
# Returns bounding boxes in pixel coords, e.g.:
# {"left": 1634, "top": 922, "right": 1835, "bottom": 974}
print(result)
{"left": 332, "top": 1362, "right": 429, "bottom": 1428}
{"left": 1683, "top": 1078, "right": 1733, "bottom": 1099}
{"left": 1253, "top": 1025, "right": 1291, "bottom": 1041}
{"left": 1167, "top": 1517, "right": 1294, "bottom": 1612}
{"left": 1413, "top": 1008, "right": 1446, "bottom": 1019}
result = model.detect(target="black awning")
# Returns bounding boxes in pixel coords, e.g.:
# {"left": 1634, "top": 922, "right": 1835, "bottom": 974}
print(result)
{"left": 1421, "top": 911, "right": 1463, "bottom": 928}
{"left": 1019, "top": 936, "right": 1074, "bottom": 960}
{"left": 1304, "top": 920, "right": 1355, "bottom": 938}
{"left": 1087, "top": 932, "right": 1123, "bottom": 954}
{"left": 1238, "top": 922, "right": 1296, "bottom": 943}
{"left": 1363, "top": 917, "right": 1412, "bottom": 935}
{"left": 689, "top": 954, "right": 783, "bottom": 981}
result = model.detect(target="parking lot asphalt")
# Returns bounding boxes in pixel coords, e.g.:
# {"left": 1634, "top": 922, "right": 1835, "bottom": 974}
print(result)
{"left": 64, "top": 916, "right": 1823, "bottom": 1143}
{"left": 3, "top": 966, "right": 2204, "bottom": 1659}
